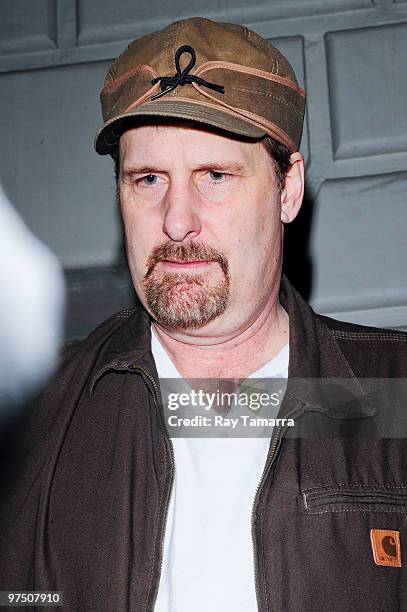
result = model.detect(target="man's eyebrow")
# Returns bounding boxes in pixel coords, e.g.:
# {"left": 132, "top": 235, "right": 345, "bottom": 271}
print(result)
{"left": 194, "top": 161, "right": 249, "bottom": 173}
{"left": 121, "top": 165, "right": 160, "bottom": 178}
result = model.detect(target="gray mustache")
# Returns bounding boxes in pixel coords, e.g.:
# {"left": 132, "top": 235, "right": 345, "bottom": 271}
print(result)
{"left": 145, "top": 240, "right": 229, "bottom": 278}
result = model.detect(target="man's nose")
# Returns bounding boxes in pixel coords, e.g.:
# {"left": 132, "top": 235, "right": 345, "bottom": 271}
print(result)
{"left": 162, "top": 181, "right": 201, "bottom": 242}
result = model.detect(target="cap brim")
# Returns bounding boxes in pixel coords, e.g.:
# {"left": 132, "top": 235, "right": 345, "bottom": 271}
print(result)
{"left": 95, "top": 99, "right": 267, "bottom": 155}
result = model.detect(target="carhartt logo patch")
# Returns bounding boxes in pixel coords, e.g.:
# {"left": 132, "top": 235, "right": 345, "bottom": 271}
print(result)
{"left": 370, "top": 529, "right": 401, "bottom": 567}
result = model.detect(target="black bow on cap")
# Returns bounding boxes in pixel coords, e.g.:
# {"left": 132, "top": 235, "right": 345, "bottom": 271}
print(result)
{"left": 151, "top": 45, "right": 225, "bottom": 101}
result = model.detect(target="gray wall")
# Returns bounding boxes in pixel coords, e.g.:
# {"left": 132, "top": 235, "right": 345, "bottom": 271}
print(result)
{"left": 0, "top": 0, "right": 406, "bottom": 338}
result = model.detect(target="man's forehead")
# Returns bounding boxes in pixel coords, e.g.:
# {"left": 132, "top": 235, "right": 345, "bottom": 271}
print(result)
{"left": 119, "top": 123, "right": 264, "bottom": 166}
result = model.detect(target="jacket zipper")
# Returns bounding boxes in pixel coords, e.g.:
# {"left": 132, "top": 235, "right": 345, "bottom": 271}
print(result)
{"left": 251, "top": 404, "right": 304, "bottom": 612}
{"left": 129, "top": 365, "right": 175, "bottom": 612}
{"left": 130, "top": 364, "right": 304, "bottom": 611}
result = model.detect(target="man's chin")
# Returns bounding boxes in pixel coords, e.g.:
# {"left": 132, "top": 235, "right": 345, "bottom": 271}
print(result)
{"left": 143, "top": 272, "right": 229, "bottom": 330}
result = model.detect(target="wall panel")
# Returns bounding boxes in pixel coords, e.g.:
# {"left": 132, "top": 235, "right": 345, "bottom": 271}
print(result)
{"left": 77, "top": 0, "right": 374, "bottom": 45}
{"left": 0, "top": 62, "right": 119, "bottom": 268}
{"left": 0, "top": 0, "right": 57, "bottom": 54}
{"left": 326, "top": 23, "right": 407, "bottom": 160}
{"left": 309, "top": 173, "right": 407, "bottom": 312}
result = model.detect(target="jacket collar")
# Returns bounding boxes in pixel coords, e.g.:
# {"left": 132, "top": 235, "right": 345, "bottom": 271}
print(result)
{"left": 90, "top": 274, "right": 377, "bottom": 419}
{"left": 279, "top": 277, "right": 377, "bottom": 418}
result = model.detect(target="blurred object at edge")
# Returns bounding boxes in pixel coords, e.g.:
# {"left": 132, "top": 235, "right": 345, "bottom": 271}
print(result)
{"left": 0, "top": 183, "right": 65, "bottom": 415}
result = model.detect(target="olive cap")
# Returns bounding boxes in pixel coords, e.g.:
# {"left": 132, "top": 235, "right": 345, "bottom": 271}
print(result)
{"left": 95, "top": 17, "right": 306, "bottom": 155}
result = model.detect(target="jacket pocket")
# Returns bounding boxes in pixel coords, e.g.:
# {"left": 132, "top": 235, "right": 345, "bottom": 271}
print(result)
{"left": 302, "top": 484, "right": 407, "bottom": 514}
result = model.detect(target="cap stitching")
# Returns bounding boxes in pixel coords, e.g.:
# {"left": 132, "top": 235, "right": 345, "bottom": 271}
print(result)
{"left": 190, "top": 84, "right": 296, "bottom": 150}
{"left": 101, "top": 65, "right": 158, "bottom": 95}
{"left": 123, "top": 84, "right": 159, "bottom": 114}
{"left": 232, "top": 85, "right": 304, "bottom": 118}
{"left": 107, "top": 65, "right": 117, "bottom": 82}
{"left": 246, "top": 28, "right": 277, "bottom": 74}
{"left": 165, "top": 22, "right": 177, "bottom": 91}
{"left": 173, "top": 21, "right": 181, "bottom": 99}
{"left": 195, "top": 61, "right": 306, "bottom": 97}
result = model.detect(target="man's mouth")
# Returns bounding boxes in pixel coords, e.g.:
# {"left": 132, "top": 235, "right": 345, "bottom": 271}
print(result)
{"left": 160, "top": 259, "right": 215, "bottom": 269}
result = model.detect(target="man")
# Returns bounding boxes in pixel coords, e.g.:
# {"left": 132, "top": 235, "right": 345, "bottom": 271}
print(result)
{"left": 1, "top": 17, "right": 406, "bottom": 612}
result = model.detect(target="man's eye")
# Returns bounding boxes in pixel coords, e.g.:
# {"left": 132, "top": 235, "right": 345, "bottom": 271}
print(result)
{"left": 141, "top": 174, "right": 158, "bottom": 186}
{"left": 208, "top": 170, "right": 226, "bottom": 181}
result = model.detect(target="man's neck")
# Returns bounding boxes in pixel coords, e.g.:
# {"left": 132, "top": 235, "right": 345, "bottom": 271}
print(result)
{"left": 151, "top": 300, "right": 289, "bottom": 379}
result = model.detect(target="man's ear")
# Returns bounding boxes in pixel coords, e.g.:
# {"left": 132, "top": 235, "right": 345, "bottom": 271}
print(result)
{"left": 280, "top": 152, "right": 304, "bottom": 224}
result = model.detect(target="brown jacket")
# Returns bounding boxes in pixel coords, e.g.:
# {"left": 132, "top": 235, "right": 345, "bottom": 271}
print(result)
{"left": 1, "top": 275, "right": 407, "bottom": 611}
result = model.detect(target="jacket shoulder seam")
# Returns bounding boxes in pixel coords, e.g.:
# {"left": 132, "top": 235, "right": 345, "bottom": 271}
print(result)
{"left": 113, "top": 309, "right": 137, "bottom": 319}
{"left": 332, "top": 330, "right": 407, "bottom": 341}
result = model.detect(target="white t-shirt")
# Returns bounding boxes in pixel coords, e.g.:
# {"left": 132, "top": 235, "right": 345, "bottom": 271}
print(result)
{"left": 152, "top": 325, "right": 289, "bottom": 612}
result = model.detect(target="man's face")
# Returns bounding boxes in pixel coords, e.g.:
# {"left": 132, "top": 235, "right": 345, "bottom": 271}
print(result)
{"left": 118, "top": 124, "right": 286, "bottom": 336}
